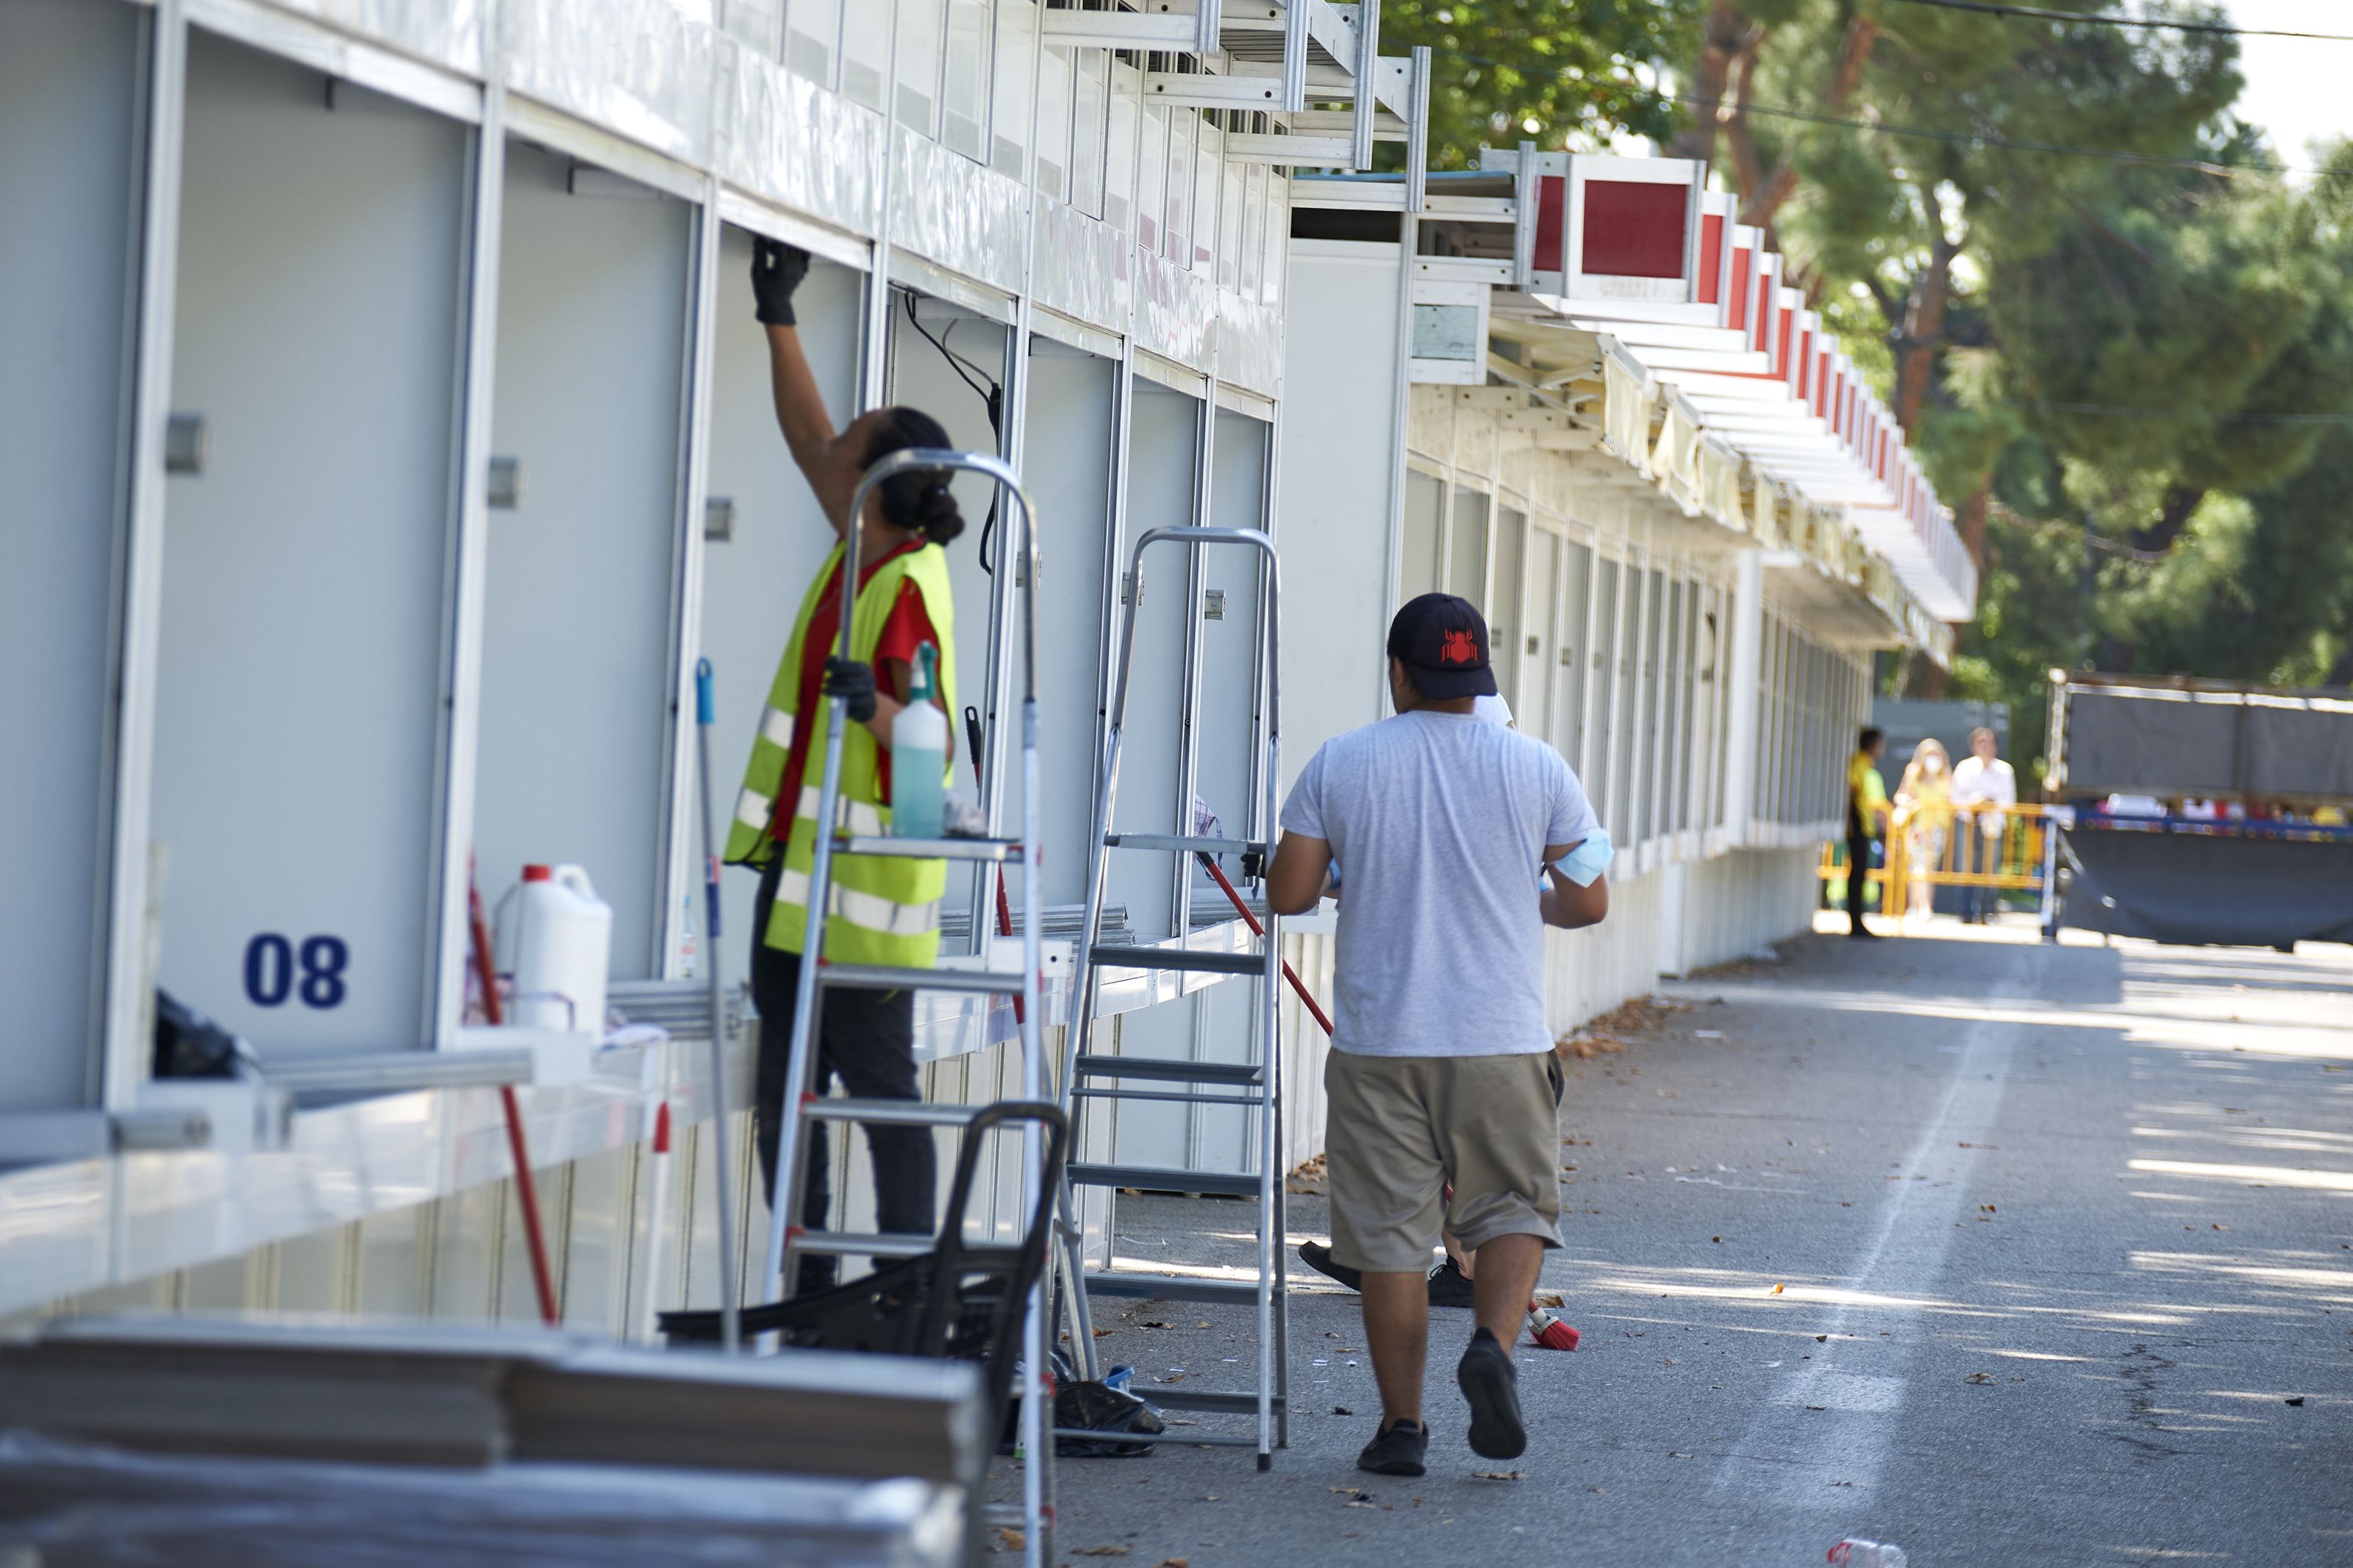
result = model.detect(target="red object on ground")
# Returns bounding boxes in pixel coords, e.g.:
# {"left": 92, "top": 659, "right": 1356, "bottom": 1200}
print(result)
{"left": 468, "top": 862, "right": 562, "bottom": 1328}
{"left": 1525, "top": 1306, "right": 1581, "bottom": 1352}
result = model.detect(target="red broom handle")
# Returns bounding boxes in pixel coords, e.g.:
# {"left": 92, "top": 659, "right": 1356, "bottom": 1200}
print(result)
{"left": 468, "top": 865, "right": 561, "bottom": 1327}
{"left": 1198, "top": 853, "right": 1334, "bottom": 1038}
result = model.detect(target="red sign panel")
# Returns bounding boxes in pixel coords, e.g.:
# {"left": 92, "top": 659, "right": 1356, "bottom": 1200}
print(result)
{"left": 1696, "top": 214, "right": 1724, "bottom": 305}
{"left": 1534, "top": 174, "right": 1567, "bottom": 273}
{"left": 1582, "top": 180, "right": 1688, "bottom": 279}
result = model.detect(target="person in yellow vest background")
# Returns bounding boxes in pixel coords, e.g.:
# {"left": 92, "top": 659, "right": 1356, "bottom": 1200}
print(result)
{"left": 726, "top": 239, "right": 961, "bottom": 1293}
{"left": 1846, "top": 726, "right": 1890, "bottom": 939}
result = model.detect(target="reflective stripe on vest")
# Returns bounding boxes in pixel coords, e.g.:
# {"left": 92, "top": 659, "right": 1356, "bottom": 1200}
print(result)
{"left": 723, "top": 539, "right": 957, "bottom": 967}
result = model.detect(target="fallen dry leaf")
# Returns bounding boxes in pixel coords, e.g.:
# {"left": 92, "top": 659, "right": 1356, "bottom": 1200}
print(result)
{"left": 1157, "top": 1559, "right": 1191, "bottom": 1568}
{"left": 994, "top": 1528, "right": 1025, "bottom": 1551}
{"left": 1771, "top": 1283, "right": 1786, "bottom": 1295}
{"left": 1472, "top": 1469, "right": 1524, "bottom": 1481}
{"left": 1071, "top": 1549, "right": 1131, "bottom": 1558}
{"left": 1965, "top": 1372, "right": 1995, "bottom": 1386}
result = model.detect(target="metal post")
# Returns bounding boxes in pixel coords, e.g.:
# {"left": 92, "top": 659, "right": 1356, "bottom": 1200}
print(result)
{"left": 694, "top": 662, "right": 743, "bottom": 1353}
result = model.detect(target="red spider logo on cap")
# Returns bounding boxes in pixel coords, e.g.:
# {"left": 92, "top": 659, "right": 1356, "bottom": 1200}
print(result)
{"left": 1440, "top": 628, "right": 1478, "bottom": 665}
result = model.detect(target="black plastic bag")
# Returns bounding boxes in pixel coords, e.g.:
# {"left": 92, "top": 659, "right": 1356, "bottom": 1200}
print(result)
{"left": 153, "top": 991, "right": 249, "bottom": 1079}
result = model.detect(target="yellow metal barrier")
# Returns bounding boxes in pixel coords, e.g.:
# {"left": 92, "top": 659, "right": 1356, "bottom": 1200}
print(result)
{"left": 1818, "top": 803, "right": 2054, "bottom": 926}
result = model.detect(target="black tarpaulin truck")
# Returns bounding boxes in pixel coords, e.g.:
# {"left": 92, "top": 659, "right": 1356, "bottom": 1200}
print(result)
{"left": 2044, "top": 671, "right": 2353, "bottom": 949}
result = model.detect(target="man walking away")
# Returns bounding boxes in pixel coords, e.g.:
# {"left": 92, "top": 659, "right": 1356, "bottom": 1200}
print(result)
{"left": 1949, "top": 726, "right": 2016, "bottom": 924}
{"left": 1846, "top": 726, "right": 1889, "bottom": 939}
{"left": 1266, "top": 594, "right": 1608, "bottom": 1478}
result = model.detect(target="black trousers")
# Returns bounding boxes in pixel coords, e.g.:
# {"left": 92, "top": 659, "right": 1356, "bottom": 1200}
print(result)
{"left": 1846, "top": 827, "right": 1874, "bottom": 930}
{"left": 749, "top": 865, "right": 937, "bottom": 1266}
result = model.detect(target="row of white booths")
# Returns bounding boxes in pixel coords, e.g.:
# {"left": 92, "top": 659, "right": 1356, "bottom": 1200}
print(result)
{"left": 0, "top": 0, "right": 1971, "bottom": 1335}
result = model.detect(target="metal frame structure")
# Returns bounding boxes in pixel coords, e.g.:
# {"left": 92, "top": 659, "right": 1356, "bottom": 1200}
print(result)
{"left": 757, "top": 445, "right": 1056, "bottom": 1567}
{"left": 1055, "top": 522, "right": 1287, "bottom": 1469}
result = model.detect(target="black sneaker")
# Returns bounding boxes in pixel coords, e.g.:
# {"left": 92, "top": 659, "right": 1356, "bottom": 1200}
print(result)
{"left": 1357, "top": 1417, "right": 1428, "bottom": 1477}
{"left": 1426, "top": 1256, "right": 1477, "bottom": 1309}
{"left": 1456, "top": 1328, "right": 1526, "bottom": 1459}
{"left": 1297, "top": 1241, "right": 1363, "bottom": 1292}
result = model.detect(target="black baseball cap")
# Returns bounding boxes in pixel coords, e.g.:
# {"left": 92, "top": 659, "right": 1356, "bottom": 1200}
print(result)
{"left": 1387, "top": 593, "right": 1498, "bottom": 700}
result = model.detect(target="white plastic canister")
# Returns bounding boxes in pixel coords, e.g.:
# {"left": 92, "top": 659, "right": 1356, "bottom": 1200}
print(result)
{"left": 511, "top": 863, "right": 613, "bottom": 1037}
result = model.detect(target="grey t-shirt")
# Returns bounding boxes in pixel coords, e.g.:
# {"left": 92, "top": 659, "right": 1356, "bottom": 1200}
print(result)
{"left": 1279, "top": 709, "right": 1597, "bottom": 1059}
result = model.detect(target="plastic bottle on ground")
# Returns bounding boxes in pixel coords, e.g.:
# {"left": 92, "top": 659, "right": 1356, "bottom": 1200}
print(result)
{"left": 890, "top": 644, "right": 947, "bottom": 840}
{"left": 1828, "top": 1540, "right": 1907, "bottom": 1567}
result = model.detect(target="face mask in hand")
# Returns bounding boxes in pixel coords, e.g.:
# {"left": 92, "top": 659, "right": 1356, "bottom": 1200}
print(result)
{"left": 1552, "top": 828, "right": 1613, "bottom": 888}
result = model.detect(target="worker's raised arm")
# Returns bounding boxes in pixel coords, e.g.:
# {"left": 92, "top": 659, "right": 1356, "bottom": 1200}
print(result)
{"left": 1541, "top": 859, "right": 1608, "bottom": 929}
{"left": 751, "top": 240, "right": 860, "bottom": 535}
{"left": 1266, "top": 831, "right": 1334, "bottom": 916}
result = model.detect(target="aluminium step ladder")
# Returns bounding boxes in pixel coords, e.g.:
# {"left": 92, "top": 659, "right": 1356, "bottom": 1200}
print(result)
{"left": 1054, "top": 525, "right": 1289, "bottom": 1469}
{"left": 755, "top": 448, "right": 1059, "bottom": 1568}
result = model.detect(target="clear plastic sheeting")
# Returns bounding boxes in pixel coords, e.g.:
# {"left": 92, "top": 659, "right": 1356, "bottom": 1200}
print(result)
{"left": 501, "top": 0, "right": 716, "bottom": 168}
{"left": 1602, "top": 348, "right": 1654, "bottom": 477}
{"left": 1031, "top": 198, "right": 1126, "bottom": 335}
{"left": 1216, "top": 291, "right": 1282, "bottom": 401}
{"left": 1133, "top": 248, "right": 1215, "bottom": 373}
{"left": 0, "top": 1433, "right": 965, "bottom": 1568}
{"left": 267, "top": 0, "right": 485, "bottom": 75}
{"left": 719, "top": 36, "right": 885, "bottom": 241}
{"left": 891, "top": 127, "right": 1026, "bottom": 298}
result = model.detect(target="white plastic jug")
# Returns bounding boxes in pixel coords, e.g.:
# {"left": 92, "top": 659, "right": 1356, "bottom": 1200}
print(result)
{"left": 511, "top": 863, "right": 613, "bottom": 1037}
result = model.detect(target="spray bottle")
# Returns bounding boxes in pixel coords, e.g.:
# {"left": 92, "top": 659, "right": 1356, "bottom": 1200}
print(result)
{"left": 890, "top": 644, "right": 947, "bottom": 840}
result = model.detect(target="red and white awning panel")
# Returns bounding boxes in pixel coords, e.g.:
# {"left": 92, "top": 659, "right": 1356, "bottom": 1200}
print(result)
{"left": 1484, "top": 159, "right": 1976, "bottom": 622}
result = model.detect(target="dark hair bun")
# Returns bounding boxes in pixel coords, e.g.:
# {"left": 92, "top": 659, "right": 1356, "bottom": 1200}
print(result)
{"left": 913, "top": 481, "right": 965, "bottom": 544}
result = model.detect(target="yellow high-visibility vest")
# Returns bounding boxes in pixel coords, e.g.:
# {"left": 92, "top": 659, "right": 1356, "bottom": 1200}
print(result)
{"left": 724, "top": 540, "right": 957, "bottom": 967}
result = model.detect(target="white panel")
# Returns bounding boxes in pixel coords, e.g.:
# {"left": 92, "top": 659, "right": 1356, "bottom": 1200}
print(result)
{"left": 1035, "top": 43, "right": 1072, "bottom": 203}
{"left": 1522, "top": 528, "right": 1559, "bottom": 744}
{"left": 476, "top": 140, "right": 690, "bottom": 984}
{"left": 839, "top": 0, "right": 889, "bottom": 111}
{"left": 989, "top": 0, "right": 1035, "bottom": 179}
{"left": 1105, "top": 384, "right": 1199, "bottom": 942}
{"left": 151, "top": 35, "right": 465, "bottom": 1056}
{"left": 699, "top": 237, "right": 862, "bottom": 969}
{"left": 941, "top": 0, "right": 991, "bottom": 162}
{"left": 0, "top": 0, "right": 140, "bottom": 1112}
{"left": 783, "top": 0, "right": 840, "bottom": 87}
{"left": 1007, "top": 348, "right": 1115, "bottom": 909}
{"left": 1400, "top": 470, "right": 1441, "bottom": 604}
{"left": 1272, "top": 242, "right": 1403, "bottom": 793}
{"left": 1490, "top": 506, "right": 1527, "bottom": 713}
{"left": 1193, "top": 412, "right": 1268, "bottom": 844}
{"left": 894, "top": 0, "right": 943, "bottom": 136}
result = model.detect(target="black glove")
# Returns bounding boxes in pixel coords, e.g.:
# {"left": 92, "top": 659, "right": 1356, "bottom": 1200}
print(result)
{"left": 824, "top": 656, "right": 878, "bottom": 723}
{"left": 751, "top": 237, "right": 810, "bottom": 326}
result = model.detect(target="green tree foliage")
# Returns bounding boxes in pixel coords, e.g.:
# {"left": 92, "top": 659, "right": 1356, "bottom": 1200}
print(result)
{"left": 1671, "top": 1, "right": 2353, "bottom": 736}
{"left": 1376, "top": 1, "right": 1699, "bottom": 170}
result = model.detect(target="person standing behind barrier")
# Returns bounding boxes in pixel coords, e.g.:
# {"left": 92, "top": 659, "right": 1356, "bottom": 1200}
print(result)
{"left": 1949, "top": 727, "right": 2016, "bottom": 925}
{"left": 1265, "top": 594, "right": 1608, "bottom": 1478}
{"left": 1846, "top": 727, "right": 1889, "bottom": 939}
{"left": 726, "top": 240, "right": 963, "bottom": 1295}
{"left": 1896, "top": 739, "right": 1953, "bottom": 926}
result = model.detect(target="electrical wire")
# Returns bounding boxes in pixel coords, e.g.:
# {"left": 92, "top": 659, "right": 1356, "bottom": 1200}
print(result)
{"left": 1626, "top": 81, "right": 2327, "bottom": 179}
{"left": 1995, "top": 398, "right": 2353, "bottom": 424}
{"left": 1435, "top": 44, "right": 2339, "bottom": 179}
{"left": 898, "top": 292, "right": 1006, "bottom": 572}
{"left": 1885, "top": 0, "right": 2353, "bottom": 43}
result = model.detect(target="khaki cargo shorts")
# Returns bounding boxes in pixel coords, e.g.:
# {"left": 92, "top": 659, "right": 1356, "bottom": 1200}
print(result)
{"left": 1322, "top": 1048, "right": 1565, "bottom": 1273}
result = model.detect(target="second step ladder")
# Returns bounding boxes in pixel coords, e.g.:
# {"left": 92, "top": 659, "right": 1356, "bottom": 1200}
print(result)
{"left": 1056, "top": 524, "right": 1289, "bottom": 1469}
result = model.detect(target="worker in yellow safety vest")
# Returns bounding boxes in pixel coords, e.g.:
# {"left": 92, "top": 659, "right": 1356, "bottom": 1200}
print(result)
{"left": 726, "top": 240, "right": 960, "bottom": 1293}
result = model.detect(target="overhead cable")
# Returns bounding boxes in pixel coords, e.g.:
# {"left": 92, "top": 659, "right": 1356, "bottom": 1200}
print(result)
{"left": 1884, "top": 0, "right": 2353, "bottom": 43}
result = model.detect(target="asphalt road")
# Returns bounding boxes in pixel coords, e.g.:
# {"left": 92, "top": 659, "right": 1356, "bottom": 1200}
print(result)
{"left": 1022, "top": 917, "right": 2353, "bottom": 1567}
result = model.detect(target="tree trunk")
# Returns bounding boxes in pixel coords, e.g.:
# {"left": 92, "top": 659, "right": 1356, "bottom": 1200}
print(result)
{"left": 1894, "top": 232, "right": 1960, "bottom": 430}
{"left": 1736, "top": 12, "right": 1880, "bottom": 236}
{"left": 1675, "top": 2, "right": 1755, "bottom": 165}
{"left": 1957, "top": 478, "right": 1991, "bottom": 574}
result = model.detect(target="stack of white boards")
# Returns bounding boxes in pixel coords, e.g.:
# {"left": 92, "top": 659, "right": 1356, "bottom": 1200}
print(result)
{"left": 0, "top": 1316, "right": 984, "bottom": 1568}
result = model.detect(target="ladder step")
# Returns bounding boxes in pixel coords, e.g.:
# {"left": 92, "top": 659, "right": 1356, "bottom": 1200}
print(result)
{"left": 1072, "top": 1054, "right": 1263, "bottom": 1086}
{"left": 801, "top": 1098, "right": 982, "bottom": 1128}
{"left": 1105, "top": 834, "right": 1265, "bottom": 856}
{"left": 1088, "top": 945, "right": 1265, "bottom": 977}
{"left": 836, "top": 834, "right": 1022, "bottom": 863}
{"left": 1150, "top": 1389, "right": 1289, "bottom": 1416}
{"left": 817, "top": 962, "right": 1028, "bottom": 995}
{"left": 1070, "top": 1428, "right": 1269, "bottom": 1450}
{"left": 793, "top": 1230, "right": 936, "bottom": 1259}
{"left": 1071, "top": 1086, "right": 1263, "bottom": 1108}
{"left": 1066, "top": 1163, "right": 1264, "bottom": 1198}
{"left": 1082, "top": 1271, "right": 1271, "bottom": 1306}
